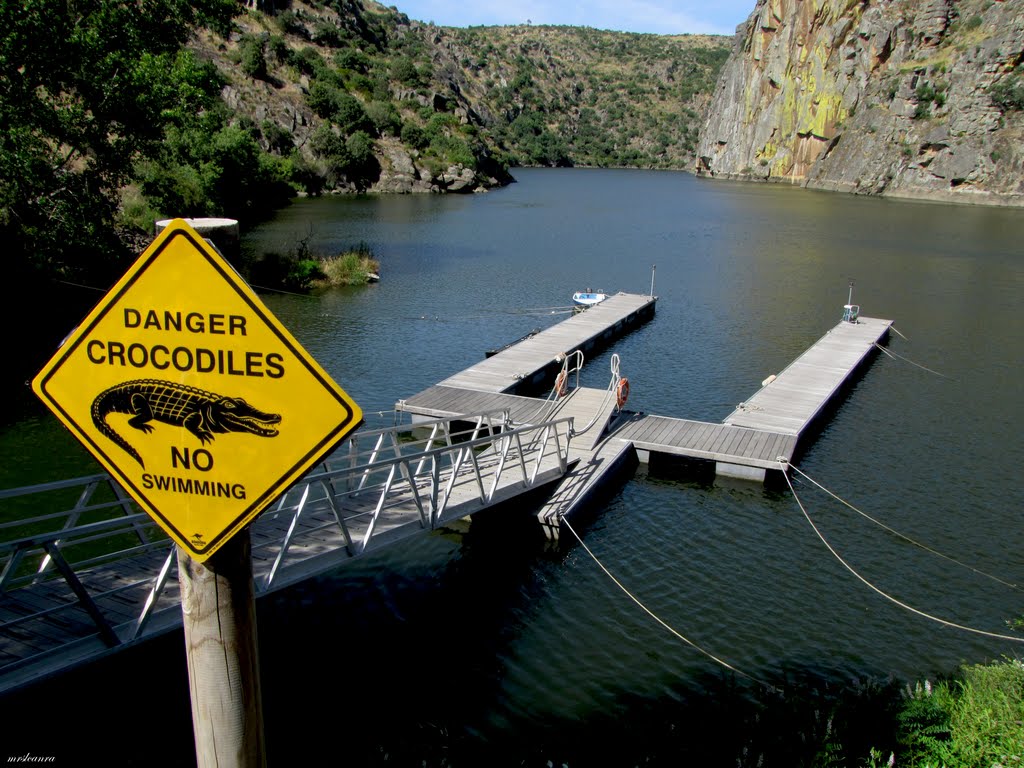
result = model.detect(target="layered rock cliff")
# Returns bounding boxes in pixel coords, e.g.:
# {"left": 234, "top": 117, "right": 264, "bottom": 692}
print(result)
{"left": 696, "top": 0, "right": 1024, "bottom": 205}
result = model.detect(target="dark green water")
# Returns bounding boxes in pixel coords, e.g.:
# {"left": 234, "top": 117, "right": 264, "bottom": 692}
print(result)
{"left": 3, "top": 169, "right": 1023, "bottom": 765}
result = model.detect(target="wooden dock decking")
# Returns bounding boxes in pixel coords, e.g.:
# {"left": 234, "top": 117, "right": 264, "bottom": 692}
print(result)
{"left": 603, "top": 315, "right": 892, "bottom": 480}
{"left": 401, "top": 304, "right": 891, "bottom": 486}
{"left": 399, "top": 385, "right": 549, "bottom": 424}
{"left": 612, "top": 416, "right": 798, "bottom": 470}
{"left": 722, "top": 316, "right": 892, "bottom": 436}
{"left": 438, "top": 292, "right": 656, "bottom": 395}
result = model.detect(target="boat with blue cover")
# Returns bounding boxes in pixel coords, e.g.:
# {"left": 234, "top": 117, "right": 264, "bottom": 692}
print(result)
{"left": 572, "top": 290, "right": 607, "bottom": 307}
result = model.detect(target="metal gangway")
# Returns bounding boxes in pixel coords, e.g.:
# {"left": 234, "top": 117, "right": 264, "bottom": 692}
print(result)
{"left": 0, "top": 409, "right": 574, "bottom": 693}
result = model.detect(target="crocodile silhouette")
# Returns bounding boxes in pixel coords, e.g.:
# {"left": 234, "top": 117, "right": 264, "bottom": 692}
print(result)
{"left": 91, "top": 379, "right": 281, "bottom": 468}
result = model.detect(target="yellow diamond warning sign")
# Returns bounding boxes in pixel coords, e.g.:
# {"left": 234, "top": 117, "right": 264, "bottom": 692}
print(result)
{"left": 32, "top": 219, "right": 363, "bottom": 561}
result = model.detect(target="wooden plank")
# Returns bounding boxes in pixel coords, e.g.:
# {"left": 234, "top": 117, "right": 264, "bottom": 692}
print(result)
{"left": 731, "top": 429, "right": 756, "bottom": 459}
{"left": 649, "top": 417, "right": 680, "bottom": 446}
{"left": 434, "top": 293, "right": 656, "bottom": 395}
{"left": 725, "top": 316, "right": 891, "bottom": 436}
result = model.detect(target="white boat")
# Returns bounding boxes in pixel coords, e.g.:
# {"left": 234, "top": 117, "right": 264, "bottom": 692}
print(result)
{"left": 572, "top": 290, "right": 607, "bottom": 307}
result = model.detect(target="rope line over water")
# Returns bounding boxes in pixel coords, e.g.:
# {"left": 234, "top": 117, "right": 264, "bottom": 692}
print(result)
{"left": 787, "top": 462, "right": 1021, "bottom": 592}
{"left": 874, "top": 342, "right": 950, "bottom": 379}
{"left": 58, "top": 279, "right": 108, "bottom": 293}
{"left": 250, "top": 281, "right": 579, "bottom": 322}
{"left": 778, "top": 460, "right": 1024, "bottom": 644}
{"left": 561, "top": 516, "right": 780, "bottom": 693}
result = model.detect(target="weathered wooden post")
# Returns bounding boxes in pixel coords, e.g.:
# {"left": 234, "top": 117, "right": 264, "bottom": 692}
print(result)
{"left": 177, "top": 531, "right": 265, "bottom": 768}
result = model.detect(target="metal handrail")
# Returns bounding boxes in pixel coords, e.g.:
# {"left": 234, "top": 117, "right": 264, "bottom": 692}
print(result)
{"left": 260, "top": 411, "right": 574, "bottom": 589}
{"left": 0, "top": 408, "right": 575, "bottom": 669}
{"left": 570, "top": 353, "right": 625, "bottom": 437}
{"left": 528, "top": 349, "right": 585, "bottom": 425}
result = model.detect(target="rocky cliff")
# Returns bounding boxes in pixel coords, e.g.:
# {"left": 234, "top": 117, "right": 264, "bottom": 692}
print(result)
{"left": 695, "top": 0, "right": 1024, "bottom": 206}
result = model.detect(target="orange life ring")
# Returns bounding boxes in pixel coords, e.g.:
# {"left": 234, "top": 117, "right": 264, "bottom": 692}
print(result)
{"left": 615, "top": 377, "right": 630, "bottom": 408}
{"left": 555, "top": 370, "right": 568, "bottom": 397}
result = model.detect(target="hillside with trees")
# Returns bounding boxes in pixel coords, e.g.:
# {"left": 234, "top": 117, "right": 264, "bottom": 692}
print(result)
{"left": 2, "top": 0, "right": 730, "bottom": 282}
{"left": 191, "top": 1, "right": 730, "bottom": 195}
{"left": 0, "top": 0, "right": 728, "bottom": 411}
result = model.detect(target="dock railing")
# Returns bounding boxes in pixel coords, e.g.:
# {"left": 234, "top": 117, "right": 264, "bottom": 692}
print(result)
{"left": 0, "top": 408, "right": 575, "bottom": 679}
{"left": 531, "top": 350, "right": 585, "bottom": 424}
{"left": 570, "top": 353, "right": 627, "bottom": 438}
{"left": 528, "top": 351, "right": 627, "bottom": 441}
{"left": 259, "top": 409, "right": 575, "bottom": 589}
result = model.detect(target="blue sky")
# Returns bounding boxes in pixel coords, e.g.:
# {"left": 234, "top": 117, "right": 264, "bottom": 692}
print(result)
{"left": 391, "top": 0, "right": 755, "bottom": 36}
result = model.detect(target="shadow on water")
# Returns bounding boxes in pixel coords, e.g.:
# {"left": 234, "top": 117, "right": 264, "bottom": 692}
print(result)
{"left": 0, "top": 630, "right": 196, "bottom": 767}
{"left": 0, "top": 506, "right": 946, "bottom": 767}
{"left": 257, "top": 503, "right": 565, "bottom": 766}
{"left": 253, "top": 503, "right": 913, "bottom": 768}
{"left": 451, "top": 668, "right": 906, "bottom": 768}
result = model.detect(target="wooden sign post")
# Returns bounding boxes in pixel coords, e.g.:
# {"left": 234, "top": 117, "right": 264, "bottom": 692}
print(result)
{"left": 178, "top": 531, "right": 265, "bottom": 767}
{"left": 31, "top": 219, "right": 363, "bottom": 766}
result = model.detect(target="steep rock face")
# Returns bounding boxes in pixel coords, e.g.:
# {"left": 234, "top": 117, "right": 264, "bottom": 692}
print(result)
{"left": 696, "top": 0, "right": 1024, "bottom": 206}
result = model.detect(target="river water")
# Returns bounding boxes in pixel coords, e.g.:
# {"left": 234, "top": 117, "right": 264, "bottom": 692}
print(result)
{"left": 4, "top": 168, "right": 1024, "bottom": 765}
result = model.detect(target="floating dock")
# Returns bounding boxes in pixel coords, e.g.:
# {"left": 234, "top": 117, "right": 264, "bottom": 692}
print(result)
{"left": 0, "top": 293, "right": 893, "bottom": 690}
{"left": 401, "top": 300, "right": 891, "bottom": 484}
{"left": 433, "top": 292, "right": 656, "bottom": 396}
{"left": 612, "top": 314, "right": 892, "bottom": 481}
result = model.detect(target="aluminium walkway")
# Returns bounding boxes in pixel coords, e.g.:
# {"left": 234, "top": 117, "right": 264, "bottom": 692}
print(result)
{"left": 0, "top": 410, "right": 574, "bottom": 694}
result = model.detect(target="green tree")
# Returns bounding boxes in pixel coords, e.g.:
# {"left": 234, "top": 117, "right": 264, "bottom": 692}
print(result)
{"left": 391, "top": 57, "right": 422, "bottom": 87}
{"left": 0, "top": 0, "right": 237, "bottom": 282}
{"left": 0, "top": 0, "right": 238, "bottom": 413}
{"left": 335, "top": 93, "right": 373, "bottom": 135}
{"left": 365, "top": 101, "right": 402, "bottom": 136}
{"left": 307, "top": 80, "right": 342, "bottom": 119}
{"left": 239, "top": 34, "right": 268, "bottom": 80}
{"left": 345, "top": 130, "right": 378, "bottom": 181}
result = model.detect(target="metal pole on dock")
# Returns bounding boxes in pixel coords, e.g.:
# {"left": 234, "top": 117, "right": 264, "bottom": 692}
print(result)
{"left": 177, "top": 530, "right": 266, "bottom": 768}
{"left": 650, "top": 264, "right": 656, "bottom": 297}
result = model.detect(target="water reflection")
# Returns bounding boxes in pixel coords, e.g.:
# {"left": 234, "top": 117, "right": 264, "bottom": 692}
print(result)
{"left": 5, "top": 169, "right": 1023, "bottom": 764}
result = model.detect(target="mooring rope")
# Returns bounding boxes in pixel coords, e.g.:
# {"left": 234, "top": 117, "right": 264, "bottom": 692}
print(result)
{"left": 786, "top": 462, "right": 1021, "bottom": 592}
{"left": 418, "top": 307, "right": 576, "bottom": 321}
{"left": 891, "top": 326, "right": 910, "bottom": 341}
{"left": 250, "top": 283, "right": 320, "bottom": 299}
{"left": 58, "top": 279, "right": 108, "bottom": 293}
{"left": 874, "top": 342, "right": 950, "bottom": 378}
{"left": 561, "top": 516, "right": 781, "bottom": 692}
{"left": 778, "top": 460, "right": 1024, "bottom": 644}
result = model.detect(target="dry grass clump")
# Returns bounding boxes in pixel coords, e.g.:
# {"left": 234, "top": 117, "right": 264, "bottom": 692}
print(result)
{"left": 311, "top": 246, "right": 380, "bottom": 288}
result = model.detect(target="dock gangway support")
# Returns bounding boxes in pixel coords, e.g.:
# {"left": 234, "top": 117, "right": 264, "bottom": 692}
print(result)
{"left": 0, "top": 408, "right": 575, "bottom": 693}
